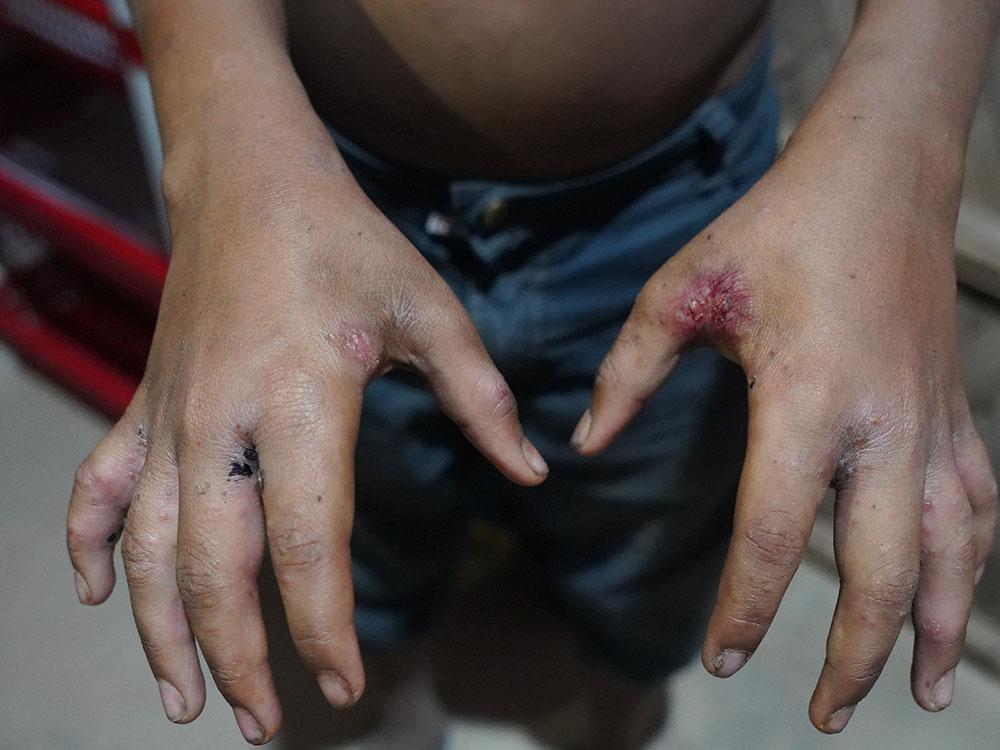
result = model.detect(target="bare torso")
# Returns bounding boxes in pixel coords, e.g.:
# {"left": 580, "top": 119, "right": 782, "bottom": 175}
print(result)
{"left": 285, "top": 1, "right": 771, "bottom": 178}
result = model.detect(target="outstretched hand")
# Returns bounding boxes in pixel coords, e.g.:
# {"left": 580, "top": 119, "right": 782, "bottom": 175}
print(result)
{"left": 66, "top": 156, "right": 548, "bottom": 744}
{"left": 574, "top": 141, "right": 996, "bottom": 733}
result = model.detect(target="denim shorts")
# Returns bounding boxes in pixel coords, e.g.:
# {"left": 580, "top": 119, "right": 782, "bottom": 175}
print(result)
{"left": 335, "top": 37, "right": 780, "bottom": 683}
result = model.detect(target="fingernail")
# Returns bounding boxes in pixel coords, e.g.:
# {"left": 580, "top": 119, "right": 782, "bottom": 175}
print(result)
{"left": 157, "top": 679, "right": 187, "bottom": 723}
{"left": 931, "top": 669, "right": 956, "bottom": 710}
{"left": 570, "top": 409, "right": 592, "bottom": 450}
{"left": 74, "top": 572, "right": 91, "bottom": 604}
{"left": 710, "top": 649, "right": 748, "bottom": 678}
{"left": 233, "top": 707, "right": 264, "bottom": 744}
{"left": 521, "top": 437, "right": 549, "bottom": 476}
{"left": 317, "top": 670, "right": 355, "bottom": 708}
{"left": 975, "top": 564, "right": 985, "bottom": 584}
{"left": 824, "top": 705, "right": 856, "bottom": 733}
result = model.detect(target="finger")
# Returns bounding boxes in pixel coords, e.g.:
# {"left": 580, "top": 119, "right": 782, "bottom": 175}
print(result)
{"left": 702, "top": 400, "right": 828, "bottom": 678}
{"left": 67, "top": 396, "right": 148, "bottom": 604}
{"left": 121, "top": 447, "right": 205, "bottom": 724}
{"left": 573, "top": 263, "right": 753, "bottom": 455}
{"left": 411, "top": 310, "right": 549, "bottom": 486}
{"left": 810, "top": 438, "right": 924, "bottom": 734}
{"left": 910, "top": 459, "right": 975, "bottom": 712}
{"left": 176, "top": 437, "right": 279, "bottom": 745}
{"left": 255, "top": 376, "right": 365, "bottom": 710}
{"left": 952, "top": 402, "right": 997, "bottom": 576}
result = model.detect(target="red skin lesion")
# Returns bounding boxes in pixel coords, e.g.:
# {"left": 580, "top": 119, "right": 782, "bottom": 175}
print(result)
{"left": 325, "top": 325, "right": 380, "bottom": 376}
{"left": 662, "top": 267, "right": 752, "bottom": 348}
{"left": 343, "top": 327, "right": 379, "bottom": 374}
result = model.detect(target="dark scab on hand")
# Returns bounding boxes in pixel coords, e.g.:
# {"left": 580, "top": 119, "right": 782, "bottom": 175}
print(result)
{"left": 228, "top": 446, "right": 260, "bottom": 480}
{"left": 228, "top": 462, "right": 254, "bottom": 478}
{"left": 107, "top": 528, "right": 122, "bottom": 545}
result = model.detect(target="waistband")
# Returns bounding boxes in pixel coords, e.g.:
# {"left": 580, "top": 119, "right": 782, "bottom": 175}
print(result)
{"left": 331, "top": 28, "right": 774, "bottom": 242}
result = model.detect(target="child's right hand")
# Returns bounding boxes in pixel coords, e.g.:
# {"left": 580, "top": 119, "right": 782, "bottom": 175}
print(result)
{"left": 65, "top": 136, "right": 548, "bottom": 744}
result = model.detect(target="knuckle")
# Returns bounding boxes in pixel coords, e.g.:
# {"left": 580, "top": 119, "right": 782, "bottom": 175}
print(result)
{"left": 825, "top": 656, "right": 883, "bottom": 687}
{"left": 860, "top": 564, "right": 920, "bottom": 613}
{"left": 270, "top": 526, "right": 330, "bottom": 574}
{"left": 985, "top": 475, "right": 999, "bottom": 506}
{"left": 176, "top": 384, "right": 213, "bottom": 428}
{"left": 66, "top": 520, "right": 95, "bottom": 556}
{"left": 922, "top": 512, "right": 977, "bottom": 571}
{"left": 258, "top": 368, "right": 327, "bottom": 429}
{"left": 73, "top": 454, "right": 117, "bottom": 501}
{"left": 595, "top": 351, "right": 627, "bottom": 392}
{"left": 915, "top": 616, "right": 966, "bottom": 650}
{"left": 952, "top": 533, "right": 979, "bottom": 570}
{"left": 209, "top": 662, "right": 259, "bottom": 692}
{"left": 121, "top": 527, "right": 166, "bottom": 585}
{"left": 293, "top": 625, "right": 337, "bottom": 653}
{"left": 481, "top": 377, "right": 516, "bottom": 424}
{"left": 979, "top": 525, "right": 997, "bottom": 561}
{"left": 138, "top": 632, "right": 173, "bottom": 662}
{"left": 175, "top": 555, "right": 228, "bottom": 611}
{"left": 722, "top": 606, "right": 773, "bottom": 630}
{"left": 983, "top": 501, "right": 999, "bottom": 530}
{"left": 740, "top": 509, "right": 806, "bottom": 568}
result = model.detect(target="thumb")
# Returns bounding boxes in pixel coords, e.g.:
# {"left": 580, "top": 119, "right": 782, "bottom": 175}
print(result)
{"left": 410, "top": 309, "right": 549, "bottom": 487}
{"left": 573, "top": 262, "right": 751, "bottom": 455}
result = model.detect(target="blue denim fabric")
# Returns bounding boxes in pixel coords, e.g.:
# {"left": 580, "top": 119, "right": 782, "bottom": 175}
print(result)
{"left": 335, "top": 38, "right": 780, "bottom": 683}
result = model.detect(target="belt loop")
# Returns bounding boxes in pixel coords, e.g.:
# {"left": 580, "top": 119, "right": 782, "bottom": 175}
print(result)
{"left": 696, "top": 99, "right": 738, "bottom": 150}
{"left": 690, "top": 98, "right": 739, "bottom": 176}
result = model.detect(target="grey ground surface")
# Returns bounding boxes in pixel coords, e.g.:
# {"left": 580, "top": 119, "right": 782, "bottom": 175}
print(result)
{"left": 3, "top": 348, "right": 1000, "bottom": 750}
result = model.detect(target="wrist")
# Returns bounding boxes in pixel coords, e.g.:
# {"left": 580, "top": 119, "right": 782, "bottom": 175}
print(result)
{"left": 781, "top": 5, "right": 982, "bottom": 232}
{"left": 160, "top": 88, "right": 349, "bottom": 215}
{"left": 783, "top": 112, "right": 965, "bottom": 239}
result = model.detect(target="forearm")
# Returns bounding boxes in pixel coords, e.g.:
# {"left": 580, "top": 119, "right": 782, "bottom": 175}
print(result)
{"left": 790, "top": 0, "right": 1000, "bottom": 216}
{"left": 129, "top": 0, "right": 345, "bottom": 200}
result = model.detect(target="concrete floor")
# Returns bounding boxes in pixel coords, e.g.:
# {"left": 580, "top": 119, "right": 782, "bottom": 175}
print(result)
{"left": 3, "top": 346, "right": 1000, "bottom": 750}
